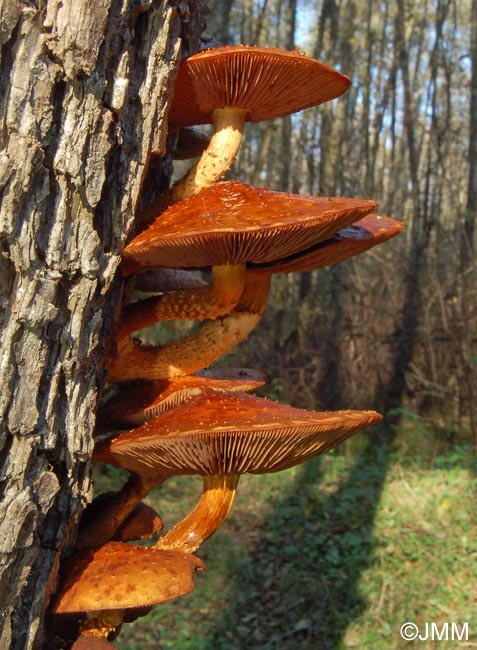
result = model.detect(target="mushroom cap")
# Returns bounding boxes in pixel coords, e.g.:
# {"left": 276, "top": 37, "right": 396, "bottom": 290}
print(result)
{"left": 93, "top": 390, "right": 382, "bottom": 478}
{"left": 169, "top": 45, "right": 351, "bottom": 128}
{"left": 249, "top": 214, "right": 405, "bottom": 274}
{"left": 100, "top": 368, "right": 268, "bottom": 429}
{"left": 122, "top": 181, "right": 377, "bottom": 274}
{"left": 53, "top": 542, "right": 205, "bottom": 614}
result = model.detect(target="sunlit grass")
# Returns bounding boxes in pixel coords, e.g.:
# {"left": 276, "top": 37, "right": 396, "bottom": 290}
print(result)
{"left": 94, "top": 419, "right": 477, "bottom": 650}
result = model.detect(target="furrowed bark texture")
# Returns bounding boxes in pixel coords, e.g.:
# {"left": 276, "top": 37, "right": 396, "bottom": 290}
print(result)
{"left": 0, "top": 2, "right": 206, "bottom": 648}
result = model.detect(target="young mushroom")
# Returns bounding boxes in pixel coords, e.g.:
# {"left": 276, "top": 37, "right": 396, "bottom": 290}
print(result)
{"left": 98, "top": 367, "right": 267, "bottom": 430}
{"left": 140, "top": 46, "right": 350, "bottom": 221}
{"left": 52, "top": 542, "right": 205, "bottom": 640}
{"left": 93, "top": 390, "right": 382, "bottom": 553}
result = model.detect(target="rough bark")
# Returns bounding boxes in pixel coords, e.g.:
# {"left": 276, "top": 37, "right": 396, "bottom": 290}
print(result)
{"left": 0, "top": 2, "right": 206, "bottom": 649}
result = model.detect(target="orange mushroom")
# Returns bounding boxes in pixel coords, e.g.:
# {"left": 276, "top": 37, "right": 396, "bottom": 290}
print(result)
{"left": 112, "top": 210, "right": 401, "bottom": 383}
{"left": 123, "top": 182, "right": 376, "bottom": 277}
{"left": 113, "top": 501, "right": 163, "bottom": 542}
{"left": 133, "top": 214, "right": 403, "bottom": 317}
{"left": 141, "top": 46, "right": 350, "bottom": 219}
{"left": 52, "top": 542, "right": 205, "bottom": 639}
{"left": 110, "top": 182, "right": 377, "bottom": 382}
{"left": 93, "top": 390, "right": 382, "bottom": 553}
{"left": 249, "top": 213, "right": 405, "bottom": 274}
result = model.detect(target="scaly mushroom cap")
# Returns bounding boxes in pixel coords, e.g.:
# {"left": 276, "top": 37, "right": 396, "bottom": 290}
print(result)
{"left": 93, "top": 390, "right": 382, "bottom": 478}
{"left": 169, "top": 45, "right": 350, "bottom": 128}
{"left": 122, "top": 181, "right": 377, "bottom": 275}
{"left": 249, "top": 214, "right": 405, "bottom": 274}
{"left": 100, "top": 368, "right": 268, "bottom": 428}
{"left": 53, "top": 542, "right": 205, "bottom": 614}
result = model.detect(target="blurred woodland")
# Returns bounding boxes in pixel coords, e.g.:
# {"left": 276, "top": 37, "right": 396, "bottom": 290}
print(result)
{"left": 194, "top": 0, "right": 477, "bottom": 444}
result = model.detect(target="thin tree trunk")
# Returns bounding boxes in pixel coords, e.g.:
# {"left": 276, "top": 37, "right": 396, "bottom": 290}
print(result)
{"left": 384, "top": 0, "right": 431, "bottom": 421}
{"left": 360, "top": 1, "right": 373, "bottom": 194}
{"left": 458, "top": 0, "right": 477, "bottom": 450}
{"left": 251, "top": 125, "right": 274, "bottom": 186}
{"left": 0, "top": 2, "right": 205, "bottom": 649}
{"left": 278, "top": 0, "right": 296, "bottom": 191}
{"left": 464, "top": 0, "right": 477, "bottom": 256}
{"left": 205, "top": 0, "right": 234, "bottom": 43}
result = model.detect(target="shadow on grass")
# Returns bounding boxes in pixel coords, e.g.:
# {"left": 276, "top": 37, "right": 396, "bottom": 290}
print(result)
{"left": 206, "top": 436, "right": 394, "bottom": 650}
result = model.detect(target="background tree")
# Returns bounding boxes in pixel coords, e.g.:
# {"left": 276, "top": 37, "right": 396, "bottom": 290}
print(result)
{"left": 0, "top": 2, "right": 206, "bottom": 648}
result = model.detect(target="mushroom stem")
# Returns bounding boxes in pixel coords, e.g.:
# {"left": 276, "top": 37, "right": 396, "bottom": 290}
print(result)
{"left": 235, "top": 268, "right": 273, "bottom": 315}
{"left": 170, "top": 107, "right": 246, "bottom": 202}
{"left": 117, "top": 263, "right": 246, "bottom": 341}
{"left": 108, "top": 311, "right": 261, "bottom": 381}
{"left": 77, "top": 473, "right": 160, "bottom": 549}
{"left": 155, "top": 474, "right": 240, "bottom": 553}
{"left": 108, "top": 271, "right": 272, "bottom": 382}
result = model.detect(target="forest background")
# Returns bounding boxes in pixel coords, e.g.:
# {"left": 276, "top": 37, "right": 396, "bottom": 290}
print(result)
{"left": 113, "top": 0, "right": 477, "bottom": 648}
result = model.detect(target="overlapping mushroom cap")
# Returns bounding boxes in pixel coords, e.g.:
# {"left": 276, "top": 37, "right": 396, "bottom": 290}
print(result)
{"left": 249, "top": 214, "right": 405, "bottom": 274}
{"left": 122, "top": 181, "right": 377, "bottom": 275}
{"left": 53, "top": 542, "right": 205, "bottom": 614}
{"left": 169, "top": 45, "right": 351, "bottom": 128}
{"left": 100, "top": 368, "right": 267, "bottom": 429}
{"left": 94, "top": 390, "right": 382, "bottom": 478}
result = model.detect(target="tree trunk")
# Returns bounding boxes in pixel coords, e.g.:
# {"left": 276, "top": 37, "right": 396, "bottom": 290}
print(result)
{"left": 464, "top": 0, "right": 477, "bottom": 257}
{"left": 0, "top": 2, "right": 205, "bottom": 649}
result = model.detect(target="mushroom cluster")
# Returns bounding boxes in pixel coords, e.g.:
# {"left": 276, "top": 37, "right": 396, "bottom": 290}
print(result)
{"left": 51, "top": 45, "right": 404, "bottom": 647}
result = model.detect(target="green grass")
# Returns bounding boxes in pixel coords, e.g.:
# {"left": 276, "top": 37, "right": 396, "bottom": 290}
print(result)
{"left": 95, "top": 420, "right": 477, "bottom": 650}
